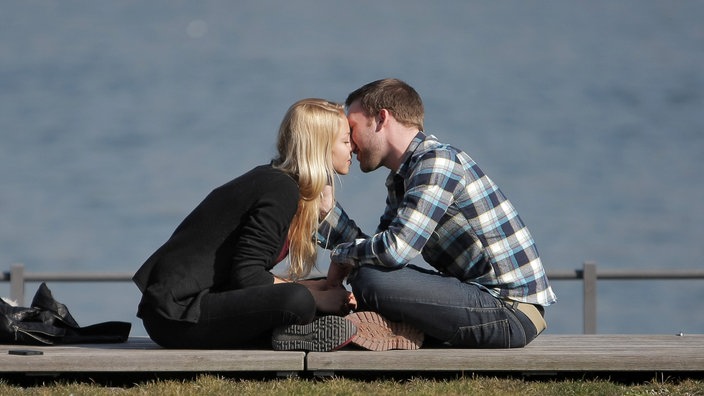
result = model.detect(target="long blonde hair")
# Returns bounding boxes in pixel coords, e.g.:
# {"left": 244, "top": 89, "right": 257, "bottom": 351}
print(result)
{"left": 272, "top": 98, "right": 346, "bottom": 279}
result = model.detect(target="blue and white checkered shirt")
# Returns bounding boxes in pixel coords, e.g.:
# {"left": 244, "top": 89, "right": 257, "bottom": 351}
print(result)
{"left": 318, "top": 132, "right": 557, "bottom": 306}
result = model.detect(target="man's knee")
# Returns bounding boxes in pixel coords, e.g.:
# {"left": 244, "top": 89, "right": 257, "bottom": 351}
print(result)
{"left": 349, "top": 265, "right": 384, "bottom": 292}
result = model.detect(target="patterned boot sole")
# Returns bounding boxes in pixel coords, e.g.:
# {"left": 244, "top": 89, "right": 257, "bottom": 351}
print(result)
{"left": 345, "top": 311, "right": 424, "bottom": 351}
{"left": 272, "top": 315, "right": 357, "bottom": 352}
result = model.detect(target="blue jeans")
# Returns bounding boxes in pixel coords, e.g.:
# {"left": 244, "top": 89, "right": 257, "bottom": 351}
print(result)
{"left": 349, "top": 264, "right": 540, "bottom": 348}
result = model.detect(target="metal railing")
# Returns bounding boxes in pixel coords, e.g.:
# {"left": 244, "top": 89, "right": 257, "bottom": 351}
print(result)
{"left": 3, "top": 262, "right": 704, "bottom": 334}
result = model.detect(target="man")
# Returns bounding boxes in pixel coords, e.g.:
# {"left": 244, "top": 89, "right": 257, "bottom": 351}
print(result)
{"left": 318, "top": 78, "right": 556, "bottom": 348}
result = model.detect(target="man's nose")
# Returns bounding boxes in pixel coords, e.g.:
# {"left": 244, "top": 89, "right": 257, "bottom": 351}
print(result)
{"left": 350, "top": 139, "right": 358, "bottom": 153}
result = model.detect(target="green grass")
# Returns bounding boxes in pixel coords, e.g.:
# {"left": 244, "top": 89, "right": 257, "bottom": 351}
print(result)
{"left": 1, "top": 375, "right": 703, "bottom": 395}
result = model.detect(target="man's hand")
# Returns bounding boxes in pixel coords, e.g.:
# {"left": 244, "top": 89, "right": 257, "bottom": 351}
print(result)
{"left": 326, "top": 261, "right": 353, "bottom": 289}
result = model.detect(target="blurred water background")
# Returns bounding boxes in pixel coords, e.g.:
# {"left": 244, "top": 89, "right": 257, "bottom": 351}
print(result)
{"left": 1, "top": 1, "right": 703, "bottom": 336}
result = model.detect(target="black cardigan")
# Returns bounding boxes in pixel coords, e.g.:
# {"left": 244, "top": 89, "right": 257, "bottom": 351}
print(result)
{"left": 133, "top": 165, "right": 299, "bottom": 323}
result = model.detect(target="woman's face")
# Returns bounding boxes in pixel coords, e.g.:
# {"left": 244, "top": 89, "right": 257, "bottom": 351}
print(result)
{"left": 331, "top": 119, "right": 352, "bottom": 175}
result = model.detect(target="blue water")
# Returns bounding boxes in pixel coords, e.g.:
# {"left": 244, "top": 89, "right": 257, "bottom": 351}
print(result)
{"left": 1, "top": 1, "right": 703, "bottom": 336}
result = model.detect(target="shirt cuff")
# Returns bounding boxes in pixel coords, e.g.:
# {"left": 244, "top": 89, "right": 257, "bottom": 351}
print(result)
{"left": 330, "top": 241, "right": 361, "bottom": 267}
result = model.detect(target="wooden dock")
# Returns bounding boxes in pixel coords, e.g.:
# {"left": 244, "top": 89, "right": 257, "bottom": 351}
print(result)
{"left": 1, "top": 335, "right": 703, "bottom": 379}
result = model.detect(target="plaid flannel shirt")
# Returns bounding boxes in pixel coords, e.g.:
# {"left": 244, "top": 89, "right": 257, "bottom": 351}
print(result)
{"left": 318, "top": 133, "right": 556, "bottom": 306}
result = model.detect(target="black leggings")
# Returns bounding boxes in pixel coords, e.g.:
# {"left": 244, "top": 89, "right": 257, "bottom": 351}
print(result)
{"left": 140, "top": 282, "right": 316, "bottom": 349}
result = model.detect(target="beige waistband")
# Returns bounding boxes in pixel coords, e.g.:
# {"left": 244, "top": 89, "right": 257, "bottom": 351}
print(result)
{"left": 505, "top": 300, "right": 547, "bottom": 335}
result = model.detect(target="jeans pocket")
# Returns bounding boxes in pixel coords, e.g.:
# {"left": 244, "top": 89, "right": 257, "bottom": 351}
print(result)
{"left": 448, "top": 318, "right": 511, "bottom": 348}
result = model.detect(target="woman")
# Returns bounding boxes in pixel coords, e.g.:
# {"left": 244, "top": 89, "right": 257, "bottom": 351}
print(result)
{"left": 133, "top": 99, "right": 357, "bottom": 351}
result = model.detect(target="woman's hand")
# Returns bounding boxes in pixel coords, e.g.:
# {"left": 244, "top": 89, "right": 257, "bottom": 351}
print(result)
{"left": 297, "top": 278, "right": 327, "bottom": 291}
{"left": 301, "top": 279, "right": 357, "bottom": 316}
{"left": 319, "top": 184, "right": 334, "bottom": 220}
{"left": 308, "top": 287, "right": 357, "bottom": 316}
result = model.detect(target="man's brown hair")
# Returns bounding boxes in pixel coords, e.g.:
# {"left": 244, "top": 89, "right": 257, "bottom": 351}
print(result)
{"left": 345, "top": 78, "right": 424, "bottom": 131}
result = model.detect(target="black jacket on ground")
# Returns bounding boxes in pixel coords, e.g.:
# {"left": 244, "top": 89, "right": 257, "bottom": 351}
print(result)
{"left": 133, "top": 164, "right": 299, "bottom": 323}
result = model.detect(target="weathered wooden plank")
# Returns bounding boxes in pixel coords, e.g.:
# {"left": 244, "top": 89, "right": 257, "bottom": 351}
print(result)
{"left": 1, "top": 335, "right": 702, "bottom": 375}
{"left": 307, "top": 335, "right": 704, "bottom": 373}
{"left": 0, "top": 337, "right": 305, "bottom": 373}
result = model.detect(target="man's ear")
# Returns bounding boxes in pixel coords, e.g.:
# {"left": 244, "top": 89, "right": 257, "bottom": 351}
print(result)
{"left": 376, "top": 109, "right": 389, "bottom": 131}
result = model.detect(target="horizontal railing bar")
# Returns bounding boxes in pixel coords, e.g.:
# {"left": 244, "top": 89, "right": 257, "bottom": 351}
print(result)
{"left": 24, "top": 273, "right": 134, "bottom": 282}
{"left": 1, "top": 272, "right": 133, "bottom": 282}
{"left": 594, "top": 269, "right": 704, "bottom": 279}
{"left": 3, "top": 263, "right": 704, "bottom": 335}
{"left": 3, "top": 269, "right": 704, "bottom": 283}
{"left": 544, "top": 270, "right": 582, "bottom": 280}
{"left": 550, "top": 270, "right": 704, "bottom": 280}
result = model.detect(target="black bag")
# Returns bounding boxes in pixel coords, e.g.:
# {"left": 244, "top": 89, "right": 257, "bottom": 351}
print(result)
{"left": 0, "top": 282, "right": 131, "bottom": 345}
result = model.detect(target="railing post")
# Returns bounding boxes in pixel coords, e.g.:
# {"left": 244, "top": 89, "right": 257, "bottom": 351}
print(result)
{"left": 583, "top": 261, "right": 597, "bottom": 334}
{"left": 10, "top": 263, "right": 25, "bottom": 306}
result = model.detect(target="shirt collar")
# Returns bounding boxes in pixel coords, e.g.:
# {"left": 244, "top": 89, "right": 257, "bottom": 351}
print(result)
{"left": 395, "top": 131, "right": 426, "bottom": 179}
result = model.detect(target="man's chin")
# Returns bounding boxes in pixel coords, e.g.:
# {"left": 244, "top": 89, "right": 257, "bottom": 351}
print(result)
{"left": 356, "top": 158, "right": 378, "bottom": 173}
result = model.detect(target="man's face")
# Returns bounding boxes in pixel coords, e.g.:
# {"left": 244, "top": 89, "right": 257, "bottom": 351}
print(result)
{"left": 347, "top": 100, "right": 383, "bottom": 173}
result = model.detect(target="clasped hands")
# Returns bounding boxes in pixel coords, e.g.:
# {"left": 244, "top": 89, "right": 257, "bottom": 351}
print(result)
{"left": 310, "top": 184, "right": 357, "bottom": 315}
{"left": 299, "top": 273, "right": 356, "bottom": 316}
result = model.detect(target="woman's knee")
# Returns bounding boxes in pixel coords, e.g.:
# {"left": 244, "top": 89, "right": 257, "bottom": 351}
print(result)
{"left": 277, "top": 283, "right": 316, "bottom": 323}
